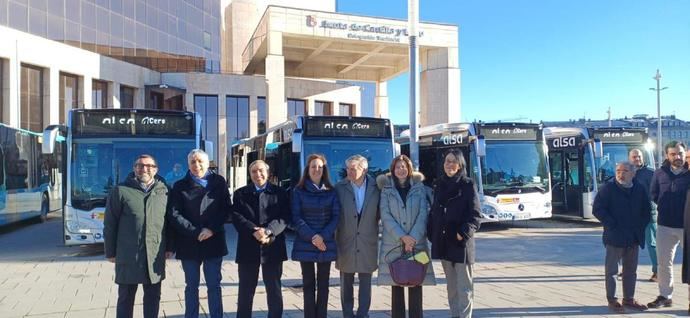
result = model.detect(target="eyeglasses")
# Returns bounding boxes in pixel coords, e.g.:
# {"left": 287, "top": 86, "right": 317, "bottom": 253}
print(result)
{"left": 134, "top": 163, "right": 158, "bottom": 169}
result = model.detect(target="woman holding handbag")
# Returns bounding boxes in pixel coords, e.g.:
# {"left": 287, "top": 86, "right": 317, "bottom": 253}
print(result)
{"left": 377, "top": 154, "right": 436, "bottom": 318}
{"left": 428, "top": 149, "right": 481, "bottom": 318}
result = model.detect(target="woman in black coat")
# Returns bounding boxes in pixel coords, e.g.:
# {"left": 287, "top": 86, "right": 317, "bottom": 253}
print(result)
{"left": 168, "top": 149, "right": 230, "bottom": 318}
{"left": 428, "top": 149, "right": 481, "bottom": 318}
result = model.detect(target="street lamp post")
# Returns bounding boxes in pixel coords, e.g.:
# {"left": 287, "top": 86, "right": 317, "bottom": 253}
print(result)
{"left": 650, "top": 69, "right": 668, "bottom": 167}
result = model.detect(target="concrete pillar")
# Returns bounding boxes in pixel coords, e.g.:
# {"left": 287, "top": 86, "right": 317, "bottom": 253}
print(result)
{"left": 374, "top": 81, "right": 388, "bottom": 118}
{"left": 8, "top": 56, "right": 19, "bottom": 127}
{"left": 420, "top": 47, "right": 460, "bottom": 125}
{"left": 83, "top": 76, "right": 93, "bottom": 109}
{"left": 111, "top": 82, "right": 121, "bottom": 109}
{"left": 48, "top": 67, "right": 59, "bottom": 125}
{"left": 1, "top": 58, "right": 11, "bottom": 124}
{"left": 265, "top": 31, "right": 285, "bottom": 129}
{"left": 135, "top": 86, "right": 145, "bottom": 109}
{"left": 185, "top": 93, "right": 194, "bottom": 112}
{"left": 248, "top": 95, "right": 258, "bottom": 136}
{"left": 217, "top": 94, "right": 227, "bottom": 177}
{"left": 306, "top": 98, "right": 315, "bottom": 116}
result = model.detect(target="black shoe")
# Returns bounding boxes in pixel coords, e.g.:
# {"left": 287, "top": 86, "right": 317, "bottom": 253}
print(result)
{"left": 647, "top": 296, "right": 672, "bottom": 308}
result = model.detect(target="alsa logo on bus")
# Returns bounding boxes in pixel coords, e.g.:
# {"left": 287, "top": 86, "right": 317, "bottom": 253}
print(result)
{"left": 101, "top": 116, "right": 167, "bottom": 125}
{"left": 491, "top": 128, "right": 528, "bottom": 135}
{"left": 552, "top": 137, "right": 576, "bottom": 148}
{"left": 323, "top": 122, "right": 370, "bottom": 130}
{"left": 442, "top": 134, "right": 464, "bottom": 145}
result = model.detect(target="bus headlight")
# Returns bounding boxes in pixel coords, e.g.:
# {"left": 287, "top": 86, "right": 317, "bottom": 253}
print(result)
{"left": 481, "top": 204, "right": 497, "bottom": 216}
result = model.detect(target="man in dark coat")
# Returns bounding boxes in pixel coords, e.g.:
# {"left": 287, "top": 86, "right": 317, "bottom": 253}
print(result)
{"left": 647, "top": 141, "right": 690, "bottom": 309}
{"left": 593, "top": 161, "right": 652, "bottom": 313}
{"left": 104, "top": 154, "right": 172, "bottom": 318}
{"left": 232, "top": 160, "right": 290, "bottom": 318}
{"left": 629, "top": 148, "right": 657, "bottom": 282}
{"left": 335, "top": 155, "right": 380, "bottom": 318}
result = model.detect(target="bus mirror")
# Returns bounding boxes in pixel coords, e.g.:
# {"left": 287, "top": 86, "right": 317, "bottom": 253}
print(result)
{"left": 204, "top": 141, "right": 215, "bottom": 160}
{"left": 394, "top": 143, "right": 401, "bottom": 157}
{"left": 42, "top": 127, "right": 59, "bottom": 154}
{"left": 475, "top": 135, "right": 486, "bottom": 157}
{"left": 593, "top": 139, "right": 603, "bottom": 158}
{"left": 292, "top": 131, "right": 302, "bottom": 153}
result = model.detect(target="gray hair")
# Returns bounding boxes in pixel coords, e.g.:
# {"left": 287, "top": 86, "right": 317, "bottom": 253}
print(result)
{"left": 616, "top": 161, "right": 635, "bottom": 171}
{"left": 249, "top": 160, "right": 270, "bottom": 171}
{"left": 187, "top": 149, "right": 209, "bottom": 163}
{"left": 345, "top": 154, "right": 368, "bottom": 170}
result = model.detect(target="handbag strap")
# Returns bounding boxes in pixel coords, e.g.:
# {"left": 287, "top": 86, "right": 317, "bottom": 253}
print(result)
{"left": 384, "top": 244, "right": 417, "bottom": 265}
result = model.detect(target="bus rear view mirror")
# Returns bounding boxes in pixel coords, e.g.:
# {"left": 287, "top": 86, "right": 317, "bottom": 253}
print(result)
{"left": 394, "top": 143, "right": 401, "bottom": 157}
{"left": 475, "top": 135, "right": 486, "bottom": 157}
{"left": 42, "top": 126, "right": 61, "bottom": 154}
{"left": 292, "top": 130, "right": 302, "bottom": 153}
{"left": 593, "top": 139, "right": 603, "bottom": 158}
{"left": 204, "top": 141, "right": 215, "bottom": 160}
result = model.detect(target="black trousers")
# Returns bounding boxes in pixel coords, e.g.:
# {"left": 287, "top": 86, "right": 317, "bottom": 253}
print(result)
{"left": 116, "top": 282, "right": 161, "bottom": 318}
{"left": 237, "top": 262, "right": 284, "bottom": 318}
{"left": 300, "top": 261, "right": 332, "bottom": 318}
{"left": 391, "top": 285, "right": 423, "bottom": 318}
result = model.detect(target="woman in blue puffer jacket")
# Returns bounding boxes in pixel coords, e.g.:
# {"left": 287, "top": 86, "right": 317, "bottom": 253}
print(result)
{"left": 291, "top": 153, "right": 340, "bottom": 318}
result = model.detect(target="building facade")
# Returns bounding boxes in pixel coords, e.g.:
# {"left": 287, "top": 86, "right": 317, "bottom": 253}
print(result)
{"left": 0, "top": 0, "right": 461, "bottom": 176}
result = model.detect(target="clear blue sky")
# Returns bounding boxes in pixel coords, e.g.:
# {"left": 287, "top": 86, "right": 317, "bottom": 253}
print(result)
{"left": 337, "top": 0, "right": 690, "bottom": 125}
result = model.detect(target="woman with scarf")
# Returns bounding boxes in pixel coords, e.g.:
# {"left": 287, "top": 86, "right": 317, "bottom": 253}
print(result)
{"left": 291, "top": 154, "right": 340, "bottom": 318}
{"left": 377, "top": 154, "right": 435, "bottom": 318}
{"left": 428, "top": 149, "right": 481, "bottom": 318}
{"left": 167, "top": 149, "right": 231, "bottom": 318}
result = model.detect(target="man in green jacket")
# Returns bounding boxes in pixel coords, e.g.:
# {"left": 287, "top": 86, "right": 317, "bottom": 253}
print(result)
{"left": 104, "top": 154, "right": 173, "bottom": 318}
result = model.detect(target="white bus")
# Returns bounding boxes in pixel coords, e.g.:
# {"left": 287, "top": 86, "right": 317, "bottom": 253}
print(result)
{"left": 0, "top": 124, "right": 63, "bottom": 226}
{"left": 42, "top": 109, "right": 207, "bottom": 245}
{"left": 228, "top": 116, "right": 396, "bottom": 191}
{"left": 545, "top": 126, "right": 654, "bottom": 218}
{"left": 398, "top": 122, "right": 552, "bottom": 222}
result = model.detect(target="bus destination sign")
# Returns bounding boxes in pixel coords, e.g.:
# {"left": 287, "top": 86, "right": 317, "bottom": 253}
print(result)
{"left": 73, "top": 111, "right": 195, "bottom": 136}
{"left": 592, "top": 130, "right": 645, "bottom": 144}
{"left": 480, "top": 126, "right": 539, "bottom": 140}
{"left": 304, "top": 118, "right": 392, "bottom": 138}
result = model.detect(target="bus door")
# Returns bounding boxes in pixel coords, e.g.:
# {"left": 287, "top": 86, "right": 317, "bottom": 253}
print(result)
{"left": 549, "top": 149, "right": 582, "bottom": 215}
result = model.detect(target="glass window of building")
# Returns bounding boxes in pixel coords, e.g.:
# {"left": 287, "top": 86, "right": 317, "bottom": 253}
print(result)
{"left": 314, "top": 101, "right": 332, "bottom": 116}
{"left": 20, "top": 64, "right": 43, "bottom": 132}
{"left": 226, "top": 96, "right": 249, "bottom": 144}
{"left": 92, "top": 80, "right": 108, "bottom": 108}
{"left": 194, "top": 95, "right": 219, "bottom": 164}
{"left": 257, "top": 97, "right": 266, "bottom": 134}
{"left": 288, "top": 99, "right": 306, "bottom": 118}
{"left": 339, "top": 103, "right": 354, "bottom": 116}
{"left": 59, "top": 73, "right": 79, "bottom": 124}
{"left": 120, "top": 85, "right": 135, "bottom": 108}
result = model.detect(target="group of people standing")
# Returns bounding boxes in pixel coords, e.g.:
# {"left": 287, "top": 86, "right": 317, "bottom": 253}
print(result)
{"left": 593, "top": 140, "right": 690, "bottom": 314}
{"left": 104, "top": 149, "right": 482, "bottom": 318}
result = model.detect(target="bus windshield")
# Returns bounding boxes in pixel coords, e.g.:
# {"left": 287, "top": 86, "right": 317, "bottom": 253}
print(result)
{"left": 302, "top": 139, "right": 393, "bottom": 184}
{"left": 481, "top": 141, "right": 549, "bottom": 195}
{"left": 596, "top": 143, "right": 652, "bottom": 184}
{"left": 70, "top": 139, "right": 194, "bottom": 210}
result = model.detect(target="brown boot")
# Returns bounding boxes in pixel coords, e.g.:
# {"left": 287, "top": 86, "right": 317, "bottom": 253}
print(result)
{"left": 622, "top": 299, "right": 648, "bottom": 311}
{"left": 608, "top": 300, "right": 625, "bottom": 313}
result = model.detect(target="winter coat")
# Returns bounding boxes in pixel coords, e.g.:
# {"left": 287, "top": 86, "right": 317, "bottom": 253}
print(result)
{"left": 428, "top": 174, "right": 481, "bottom": 264}
{"left": 104, "top": 173, "right": 171, "bottom": 285}
{"left": 232, "top": 183, "right": 289, "bottom": 264}
{"left": 334, "top": 175, "right": 381, "bottom": 273}
{"left": 167, "top": 172, "right": 230, "bottom": 260}
{"left": 650, "top": 161, "right": 690, "bottom": 228}
{"left": 376, "top": 173, "right": 436, "bottom": 286}
{"left": 291, "top": 180, "right": 340, "bottom": 262}
{"left": 593, "top": 180, "right": 652, "bottom": 248}
{"left": 634, "top": 166, "right": 657, "bottom": 221}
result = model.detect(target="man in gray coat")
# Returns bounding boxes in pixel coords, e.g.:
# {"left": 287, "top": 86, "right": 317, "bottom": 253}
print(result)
{"left": 335, "top": 155, "right": 381, "bottom": 318}
{"left": 104, "top": 154, "right": 173, "bottom": 318}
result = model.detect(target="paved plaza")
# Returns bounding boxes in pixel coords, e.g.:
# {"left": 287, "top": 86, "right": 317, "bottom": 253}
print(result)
{"left": 0, "top": 214, "right": 687, "bottom": 317}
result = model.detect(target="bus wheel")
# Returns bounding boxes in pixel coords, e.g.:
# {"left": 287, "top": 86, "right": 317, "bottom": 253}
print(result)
{"left": 40, "top": 194, "right": 49, "bottom": 223}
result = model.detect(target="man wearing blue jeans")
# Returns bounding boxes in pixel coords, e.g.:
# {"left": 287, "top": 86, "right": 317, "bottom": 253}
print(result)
{"left": 629, "top": 149, "right": 657, "bottom": 282}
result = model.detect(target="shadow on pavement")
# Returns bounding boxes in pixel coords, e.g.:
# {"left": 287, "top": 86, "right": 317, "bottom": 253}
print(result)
{"left": 474, "top": 306, "right": 685, "bottom": 316}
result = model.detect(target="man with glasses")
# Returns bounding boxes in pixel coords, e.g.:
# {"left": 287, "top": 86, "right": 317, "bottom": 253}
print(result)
{"left": 104, "top": 154, "right": 173, "bottom": 318}
{"left": 647, "top": 141, "right": 690, "bottom": 310}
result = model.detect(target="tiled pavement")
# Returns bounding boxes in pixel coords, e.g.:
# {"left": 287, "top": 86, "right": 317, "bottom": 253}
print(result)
{"left": 0, "top": 215, "right": 687, "bottom": 317}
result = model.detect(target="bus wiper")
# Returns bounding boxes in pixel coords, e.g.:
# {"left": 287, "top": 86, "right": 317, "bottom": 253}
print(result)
{"left": 73, "top": 197, "right": 107, "bottom": 210}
